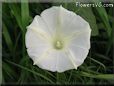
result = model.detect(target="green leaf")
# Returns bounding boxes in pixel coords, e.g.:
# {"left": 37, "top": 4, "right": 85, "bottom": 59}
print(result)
{"left": 56, "top": 72, "right": 66, "bottom": 84}
{"left": 80, "top": 72, "right": 114, "bottom": 80}
{"left": 94, "top": 53, "right": 111, "bottom": 61}
{"left": 21, "top": 0, "right": 29, "bottom": 29}
{"left": 9, "top": 4, "right": 23, "bottom": 31}
{"left": 88, "top": 57, "right": 106, "bottom": 69}
{"left": 2, "top": 62, "right": 16, "bottom": 79}
{"left": 6, "top": 60, "right": 55, "bottom": 84}
{"left": 2, "top": 24, "right": 13, "bottom": 53}
{"left": 95, "top": 6, "right": 112, "bottom": 37}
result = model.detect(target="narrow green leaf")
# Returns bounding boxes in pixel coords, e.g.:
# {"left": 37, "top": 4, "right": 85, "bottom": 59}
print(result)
{"left": 56, "top": 72, "right": 66, "bottom": 84}
{"left": 21, "top": 0, "right": 30, "bottom": 60}
{"left": 68, "top": 70, "right": 73, "bottom": 82}
{"left": 2, "top": 24, "right": 13, "bottom": 53}
{"left": 45, "top": 71, "right": 56, "bottom": 79}
{"left": 108, "top": 15, "right": 114, "bottom": 23}
{"left": 94, "top": 53, "right": 111, "bottom": 61}
{"left": 80, "top": 72, "right": 114, "bottom": 80}
{"left": 97, "top": 23, "right": 105, "bottom": 29}
{"left": 9, "top": 4, "right": 23, "bottom": 30}
{"left": 89, "top": 57, "right": 106, "bottom": 69}
{"left": 21, "top": 0, "right": 29, "bottom": 28}
{"left": 6, "top": 60, "right": 55, "bottom": 84}
{"left": 2, "top": 62, "right": 16, "bottom": 79}
{"left": 95, "top": 5, "right": 112, "bottom": 37}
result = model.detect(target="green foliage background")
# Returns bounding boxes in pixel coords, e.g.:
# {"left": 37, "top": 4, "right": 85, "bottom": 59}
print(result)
{"left": 2, "top": 1, "right": 114, "bottom": 85}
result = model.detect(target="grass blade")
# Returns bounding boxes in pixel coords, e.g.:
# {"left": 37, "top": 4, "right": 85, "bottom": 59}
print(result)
{"left": 9, "top": 4, "right": 23, "bottom": 31}
{"left": 2, "top": 24, "right": 13, "bottom": 53}
{"left": 21, "top": 0, "right": 29, "bottom": 28}
{"left": 2, "top": 62, "right": 16, "bottom": 80}
{"left": 80, "top": 71, "right": 114, "bottom": 80}
{"left": 95, "top": 6, "right": 112, "bottom": 37}
{"left": 88, "top": 57, "right": 106, "bottom": 69}
{"left": 6, "top": 60, "right": 55, "bottom": 84}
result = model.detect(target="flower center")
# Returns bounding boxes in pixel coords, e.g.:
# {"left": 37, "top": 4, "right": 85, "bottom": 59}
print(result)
{"left": 54, "top": 40, "right": 63, "bottom": 50}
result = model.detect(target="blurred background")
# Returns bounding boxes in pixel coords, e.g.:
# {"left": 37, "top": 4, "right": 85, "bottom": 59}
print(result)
{"left": 2, "top": 1, "right": 114, "bottom": 85}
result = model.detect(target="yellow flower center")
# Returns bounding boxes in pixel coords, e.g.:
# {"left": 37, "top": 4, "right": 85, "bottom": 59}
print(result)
{"left": 54, "top": 40, "right": 63, "bottom": 50}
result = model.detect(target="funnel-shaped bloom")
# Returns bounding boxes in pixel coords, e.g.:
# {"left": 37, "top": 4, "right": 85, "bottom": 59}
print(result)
{"left": 25, "top": 6, "right": 91, "bottom": 72}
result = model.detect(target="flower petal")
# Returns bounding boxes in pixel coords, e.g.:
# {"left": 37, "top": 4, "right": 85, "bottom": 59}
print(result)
{"left": 35, "top": 49, "right": 57, "bottom": 72}
{"left": 25, "top": 28, "right": 50, "bottom": 48}
{"left": 35, "top": 50, "right": 74, "bottom": 72}
{"left": 61, "top": 13, "right": 91, "bottom": 37}
{"left": 41, "top": 6, "right": 63, "bottom": 35}
{"left": 58, "top": 6, "right": 91, "bottom": 37}
{"left": 68, "top": 45, "right": 89, "bottom": 67}
{"left": 25, "top": 29, "right": 51, "bottom": 63}
{"left": 41, "top": 6, "right": 91, "bottom": 37}
{"left": 57, "top": 51, "right": 74, "bottom": 72}
{"left": 27, "top": 47, "right": 49, "bottom": 63}
{"left": 69, "top": 31, "right": 91, "bottom": 49}
{"left": 27, "top": 15, "right": 52, "bottom": 37}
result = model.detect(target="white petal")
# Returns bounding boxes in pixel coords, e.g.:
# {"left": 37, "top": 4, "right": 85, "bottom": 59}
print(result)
{"left": 68, "top": 45, "right": 89, "bottom": 67}
{"left": 35, "top": 50, "right": 75, "bottom": 72}
{"left": 61, "top": 13, "right": 91, "bottom": 37}
{"left": 57, "top": 51, "right": 74, "bottom": 72}
{"left": 27, "top": 15, "right": 52, "bottom": 37}
{"left": 59, "top": 6, "right": 91, "bottom": 36}
{"left": 25, "top": 29, "right": 51, "bottom": 63}
{"left": 41, "top": 6, "right": 63, "bottom": 35}
{"left": 27, "top": 47, "right": 49, "bottom": 63}
{"left": 41, "top": 6, "right": 91, "bottom": 37}
{"left": 69, "top": 31, "right": 91, "bottom": 49}
{"left": 25, "top": 28, "right": 50, "bottom": 48}
{"left": 35, "top": 49, "right": 58, "bottom": 72}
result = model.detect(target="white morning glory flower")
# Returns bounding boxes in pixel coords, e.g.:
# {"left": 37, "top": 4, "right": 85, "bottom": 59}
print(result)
{"left": 25, "top": 6, "right": 91, "bottom": 72}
